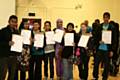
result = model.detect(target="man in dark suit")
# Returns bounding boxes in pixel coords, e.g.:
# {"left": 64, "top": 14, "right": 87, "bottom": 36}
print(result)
{"left": 93, "top": 12, "right": 116, "bottom": 80}
{"left": 0, "top": 15, "right": 19, "bottom": 80}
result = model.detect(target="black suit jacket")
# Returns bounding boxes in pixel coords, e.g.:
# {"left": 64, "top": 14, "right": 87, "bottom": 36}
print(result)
{"left": 0, "top": 25, "right": 19, "bottom": 58}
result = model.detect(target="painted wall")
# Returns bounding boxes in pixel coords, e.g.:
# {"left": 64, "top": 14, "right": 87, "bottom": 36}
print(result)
{"left": 17, "top": 0, "right": 120, "bottom": 31}
{"left": 0, "top": 0, "right": 16, "bottom": 29}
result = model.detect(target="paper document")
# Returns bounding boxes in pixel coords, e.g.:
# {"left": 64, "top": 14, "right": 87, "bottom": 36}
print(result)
{"left": 53, "top": 29, "right": 64, "bottom": 43}
{"left": 11, "top": 34, "right": 23, "bottom": 52}
{"left": 78, "top": 35, "right": 90, "bottom": 47}
{"left": 102, "top": 30, "right": 112, "bottom": 44}
{"left": 45, "top": 31, "right": 55, "bottom": 44}
{"left": 64, "top": 33, "right": 74, "bottom": 46}
{"left": 34, "top": 33, "right": 44, "bottom": 48}
{"left": 21, "top": 30, "right": 31, "bottom": 45}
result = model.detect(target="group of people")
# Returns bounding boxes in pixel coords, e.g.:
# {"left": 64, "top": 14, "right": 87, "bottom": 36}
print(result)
{"left": 0, "top": 12, "right": 120, "bottom": 80}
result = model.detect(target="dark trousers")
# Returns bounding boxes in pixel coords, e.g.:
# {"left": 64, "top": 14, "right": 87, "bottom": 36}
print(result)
{"left": 0, "top": 56, "right": 17, "bottom": 80}
{"left": 93, "top": 50, "right": 110, "bottom": 80}
{"left": 0, "top": 57, "right": 8, "bottom": 80}
{"left": 29, "top": 55, "right": 43, "bottom": 80}
{"left": 15, "top": 65, "right": 26, "bottom": 80}
{"left": 44, "top": 52, "right": 55, "bottom": 78}
{"left": 78, "top": 53, "right": 90, "bottom": 80}
{"left": 8, "top": 56, "right": 17, "bottom": 80}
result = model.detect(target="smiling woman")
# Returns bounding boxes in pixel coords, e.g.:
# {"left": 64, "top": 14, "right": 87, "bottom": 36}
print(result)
{"left": 0, "top": 0, "right": 16, "bottom": 29}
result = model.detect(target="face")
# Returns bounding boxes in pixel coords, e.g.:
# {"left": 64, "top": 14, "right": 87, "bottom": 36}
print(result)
{"left": 67, "top": 25, "right": 74, "bottom": 32}
{"left": 57, "top": 20, "right": 63, "bottom": 28}
{"left": 44, "top": 23, "right": 51, "bottom": 31}
{"left": 81, "top": 24, "right": 87, "bottom": 32}
{"left": 33, "top": 22, "right": 40, "bottom": 31}
{"left": 24, "top": 22, "right": 29, "bottom": 30}
{"left": 103, "top": 15, "right": 110, "bottom": 23}
{"left": 9, "top": 18, "right": 17, "bottom": 29}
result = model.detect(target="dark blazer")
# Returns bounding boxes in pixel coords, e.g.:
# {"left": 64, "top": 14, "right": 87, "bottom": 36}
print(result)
{"left": 94, "top": 23, "right": 116, "bottom": 52}
{"left": 0, "top": 25, "right": 19, "bottom": 58}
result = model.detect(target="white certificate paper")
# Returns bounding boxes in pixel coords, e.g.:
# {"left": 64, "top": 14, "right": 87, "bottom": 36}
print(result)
{"left": 45, "top": 31, "right": 55, "bottom": 44}
{"left": 11, "top": 34, "right": 23, "bottom": 52}
{"left": 21, "top": 30, "right": 31, "bottom": 45}
{"left": 102, "top": 30, "right": 112, "bottom": 44}
{"left": 34, "top": 33, "right": 44, "bottom": 48}
{"left": 78, "top": 35, "right": 90, "bottom": 47}
{"left": 53, "top": 29, "right": 64, "bottom": 43}
{"left": 64, "top": 33, "right": 74, "bottom": 46}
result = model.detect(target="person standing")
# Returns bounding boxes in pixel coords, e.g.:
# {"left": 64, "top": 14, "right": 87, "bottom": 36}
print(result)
{"left": 54, "top": 19, "right": 65, "bottom": 80}
{"left": 93, "top": 12, "right": 115, "bottom": 80}
{"left": 0, "top": 15, "right": 19, "bottom": 80}
{"left": 43, "top": 21, "right": 55, "bottom": 80}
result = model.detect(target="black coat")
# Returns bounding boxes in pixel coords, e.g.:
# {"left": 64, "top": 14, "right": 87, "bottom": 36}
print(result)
{"left": 0, "top": 25, "right": 19, "bottom": 58}
{"left": 94, "top": 23, "right": 116, "bottom": 52}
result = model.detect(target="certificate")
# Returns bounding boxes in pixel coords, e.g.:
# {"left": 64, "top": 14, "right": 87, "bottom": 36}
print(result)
{"left": 78, "top": 35, "right": 90, "bottom": 47}
{"left": 64, "top": 33, "right": 74, "bottom": 46}
{"left": 45, "top": 31, "right": 55, "bottom": 44}
{"left": 102, "top": 30, "right": 112, "bottom": 44}
{"left": 34, "top": 33, "right": 44, "bottom": 48}
{"left": 53, "top": 29, "right": 64, "bottom": 43}
{"left": 21, "top": 30, "right": 31, "bottom": 45}
{"left": 11, "top": 34, "right": 23, "bottom": 52}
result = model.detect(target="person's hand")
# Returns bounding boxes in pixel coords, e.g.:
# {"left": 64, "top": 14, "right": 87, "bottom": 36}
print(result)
{"left": 9, "top": 41, "right": 14, "bottom": 46}
{"left": 99, "top": 41, "right": 104, "bottom": 44}
{"left": 85, "top": 47, "right": 88, "bottom": 50}
{"left": 109, "top": 51, "right": 113, "bottom": 57}
{"left": 72, "top": 42, "right": 75, "bottom": 46}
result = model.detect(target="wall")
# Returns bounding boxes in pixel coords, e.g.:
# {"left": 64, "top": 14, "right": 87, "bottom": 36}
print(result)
{"left": 0, "top": 0, "right": 16, "bottom": 29}
{"left": 16, "top": 0, "right": 120, "bottom": 31}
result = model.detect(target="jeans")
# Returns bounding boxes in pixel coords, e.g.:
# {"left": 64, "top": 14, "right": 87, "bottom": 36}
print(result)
{"left": 62, "top": 58, "right": 73, "bottom": 80}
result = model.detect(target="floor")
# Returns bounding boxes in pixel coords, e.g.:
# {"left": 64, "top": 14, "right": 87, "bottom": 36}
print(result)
{"left": 5, "top": 57, "right": 120, "bottom": 80}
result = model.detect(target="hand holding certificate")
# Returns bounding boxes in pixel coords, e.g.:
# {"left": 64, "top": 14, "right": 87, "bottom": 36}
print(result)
{"left": 78, "top": 35, "right": 90, "bottom": 47}
{"left": 11, "top": 34, "right": 23, "bottom": 52}
{"left": 34, "top": 33, "right": 44, "bottom": 48}
{"left": 64, "top": 33, "right": 74, "bottom": 46}
{"left": 21, "top": 30, "right": 31, "bottom": 45}
{"left": 53, "top": 29, "right": 64, "bottom": 43}
{"left": 102, "top": 30, "right": 112, "bottom": 44}
{"left": 45, "top": 31, "right": 55, "bottom": 44}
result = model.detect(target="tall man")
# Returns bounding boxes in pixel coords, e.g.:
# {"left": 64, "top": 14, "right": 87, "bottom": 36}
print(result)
{"left": 0, "top": 15, "right": 19, "bottom": 80}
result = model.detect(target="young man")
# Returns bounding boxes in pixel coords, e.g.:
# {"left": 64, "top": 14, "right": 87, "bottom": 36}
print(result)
{"left": 93, "top": 12, "right": 115, "bottom": 80}
{"left": 0, "top": 15, "right": 19, "bottom": 80}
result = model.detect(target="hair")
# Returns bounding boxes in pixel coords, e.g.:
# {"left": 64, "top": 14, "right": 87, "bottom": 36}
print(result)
{"left": 19, "top": 19, "right": 29, "bottom": 32}
{"left": 44, "top": 21, "right": 51, "bottom": 27}
{"left": 8, "top": 15, "right": 18, "bottom": 22}
{"left": 33, "top": 20, "right": 41, "bottom": 31}
{"left": 103, "top": 12, "right": 110, "bottom": 19}
{"left": 81, "top": 22, "right": 87, "bottom": 27}
{"left": 95, "top": 19, "right": 100, "bottom": 23}
{"left": 66, "top": 22, "right": 74, "bottom": 29}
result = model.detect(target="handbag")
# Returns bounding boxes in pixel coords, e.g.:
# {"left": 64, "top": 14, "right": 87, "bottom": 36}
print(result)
{"left": 68, "top": 47, "right": 80, "bottom": 65}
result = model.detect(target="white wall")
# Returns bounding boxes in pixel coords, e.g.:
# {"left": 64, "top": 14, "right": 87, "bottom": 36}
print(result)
{"left": 0, "top": 0, "right": 16, "bottom": 29}
{"left": 17, "top": 0, "right": 120, "bottom": 31}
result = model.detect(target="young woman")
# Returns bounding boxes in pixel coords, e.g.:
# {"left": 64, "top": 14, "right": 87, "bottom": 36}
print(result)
{"left": 61, "top": 23, "right": 76, "bottom": 80}
{"left": 15, "top": 19, "right": 31, "bottom": 80}
{"left": 43, "top": 21, "right": 55, "bottom": 80}
{"left": 76, "top": 23, "right": 92, "bottom": 80}
{"left": 29, "top": 20, "right": 45, "bottom": 80}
